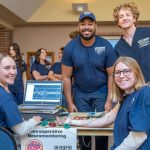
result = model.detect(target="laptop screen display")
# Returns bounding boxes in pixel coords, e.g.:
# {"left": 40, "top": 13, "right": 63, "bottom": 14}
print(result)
{"left": 24, "top": 81, "right": 63, "bottom": 104}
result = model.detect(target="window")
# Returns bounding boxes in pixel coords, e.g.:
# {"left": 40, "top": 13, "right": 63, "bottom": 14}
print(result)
{"left": 108, "top": 39, "right": 119, "bottom": 48}
{"left": 103, "top": 36, "right": 119, "bottom": 48}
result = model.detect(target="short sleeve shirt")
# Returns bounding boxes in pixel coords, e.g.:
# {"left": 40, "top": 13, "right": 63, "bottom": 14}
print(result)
{"left": 31, "top": 62, "right": 51, "bottom": 80}
{"left": 50, "top": 62, "right": 61, "bottom": 74}
{"left": 8, "top": 60, "right": 26, "bottom": 93}
{"left": 62, "top": 36, "right": 116, "bottom": 92}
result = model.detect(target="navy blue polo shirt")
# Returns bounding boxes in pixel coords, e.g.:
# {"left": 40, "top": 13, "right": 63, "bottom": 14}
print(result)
{"left": 31, "top": 62, "right": 51, "bottom": 80}
{"left": 8, "top": 60, "right": 26, "bottom": 93}
{"left": 112, "top": 86, "right": 150, "bottom": 150}
{"left": 115, "top": 27, "right": 150, "bottom": 82}
{"left": 62, "top": 36, "right": 116, "bottom": 93}
{"left": 50, "top": 62, "right": 61, "bottom": 74}
{"left": 0, "top": 86, "right": 23, "bottom": 128}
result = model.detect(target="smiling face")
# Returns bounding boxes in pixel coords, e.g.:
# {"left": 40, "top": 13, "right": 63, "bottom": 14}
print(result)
{"left": 0, "top": 56, "right": 17, "bottom": 88}
{"left": 78, "top": 18, "right": 96, "bottom": 41}
{"left": 114, "top": 62, "right": 136, "bottom": 94}
{"left": 118, "top": 8, "right": 136, "bottom": 29}
{"left": 39, "top": 49, "right": 47, "bottom": 61}
{"left": 9, "top": 46, "right": 17, "bottom": 58}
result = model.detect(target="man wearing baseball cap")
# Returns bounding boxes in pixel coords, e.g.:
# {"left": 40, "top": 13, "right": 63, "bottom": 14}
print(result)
{"left": 79, "top": 11, "right": 96, "bottom": 21}
{"left": 62, "top": 11, "right": 116, "bottom": 150}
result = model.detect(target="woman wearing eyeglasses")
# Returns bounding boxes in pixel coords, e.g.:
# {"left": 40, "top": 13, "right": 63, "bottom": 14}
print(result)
{"left": 69, "top": 56, "right": 150, "bottom": 150}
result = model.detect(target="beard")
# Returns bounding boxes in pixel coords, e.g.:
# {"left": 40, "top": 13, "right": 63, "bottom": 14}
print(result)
{"left": 80, "top": 29, "right": 96, "bottom": 41}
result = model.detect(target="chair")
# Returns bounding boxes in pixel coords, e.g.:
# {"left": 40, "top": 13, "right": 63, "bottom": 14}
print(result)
{"left": 0, "top": 126, "right": 17, "bottom": 150}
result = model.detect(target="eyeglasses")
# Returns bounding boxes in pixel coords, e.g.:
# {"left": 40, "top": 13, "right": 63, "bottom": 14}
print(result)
{"left": 114, "top": 69, "right": 131, "bottom": 77}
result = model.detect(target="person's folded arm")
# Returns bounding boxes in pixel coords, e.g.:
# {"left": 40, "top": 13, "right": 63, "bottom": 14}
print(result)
{"left": 48, "top": 71, "right": 59, "bottom": 81}
{"left": 54, "top": 74, "right": 62, "bottom": 80}
{"left": 32, "top": 70, "right": 48, "bottom": 80}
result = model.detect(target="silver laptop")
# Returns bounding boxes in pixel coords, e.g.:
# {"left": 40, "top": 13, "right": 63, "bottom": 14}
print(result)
{"left": 19, "top": 80, "right": 63, "bottom": 111}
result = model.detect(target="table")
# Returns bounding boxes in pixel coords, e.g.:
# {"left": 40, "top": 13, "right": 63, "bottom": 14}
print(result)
{"left": 38, "top": 111, "right": 114, "bottom": 136}
{"left": 67, "top": 112, "right": 114, "bottom": 136}
{"left": 37, "top": 125, "right": 113, "bottom": 136}
{"left": 76, "top": 126, "right": 113, "bottom": 136}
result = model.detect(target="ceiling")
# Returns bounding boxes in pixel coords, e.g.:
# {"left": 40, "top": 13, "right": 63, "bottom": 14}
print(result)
{"left": 0, "top": 0, "right": 150, "bottom": 28}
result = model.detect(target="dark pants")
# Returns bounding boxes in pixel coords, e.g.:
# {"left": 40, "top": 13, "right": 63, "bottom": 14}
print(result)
{"left": 74, "top": 89, "right": 108, "bottom": 150}
{"left": 62, "top": 93, "right": 68, "bottom": 109}
{"left": 79, "top": 136, "right": 108, "bottom": 150}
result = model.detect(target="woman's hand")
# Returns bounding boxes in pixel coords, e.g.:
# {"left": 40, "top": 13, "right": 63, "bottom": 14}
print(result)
{"left": 32, "top": 116, "right": 42, "bottom": 125}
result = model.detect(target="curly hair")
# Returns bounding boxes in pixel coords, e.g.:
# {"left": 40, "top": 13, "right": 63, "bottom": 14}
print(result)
{"left": 113, "top": 2, "right": 140, "bottom": 26}
{"left": 69, "top": 31, "right": 80, "bottom": 39}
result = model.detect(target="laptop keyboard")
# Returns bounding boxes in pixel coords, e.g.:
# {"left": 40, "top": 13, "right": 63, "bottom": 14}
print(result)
{"left": 18, "top": 105, "right": 57, "bottom": 110}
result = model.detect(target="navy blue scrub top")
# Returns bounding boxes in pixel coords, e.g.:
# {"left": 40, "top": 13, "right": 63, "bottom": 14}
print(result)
{"left": 112, "top": 86, "right": 150, "bottom": 150}
{"left": 115, "top": 27, "right": 150, "bottom": 82}
{"left": 31, "top": 62, "right": 50, "bottom": 80}
{"left": 0, "top": 86, "right": 23, "bottom": 129}
{"left": 8, "top": 60, "right": 26, "bottom": 94}
{"left": 50, "top": 62, "right": 61, "bottom": 74}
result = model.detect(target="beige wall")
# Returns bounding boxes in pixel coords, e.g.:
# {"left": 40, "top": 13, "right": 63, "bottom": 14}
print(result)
{"left": 14, "top": 24, "right": 77, "bottom": 61}
{"left": 14, "top": 24, "right": 122, "bottom": 62}
{"left": 14, "top": 23, "right": 150, "bottom": 62}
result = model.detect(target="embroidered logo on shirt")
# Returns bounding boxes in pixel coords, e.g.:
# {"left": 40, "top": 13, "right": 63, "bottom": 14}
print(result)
{"left": 130, "top": 98, "right": 135, "bottom": 108}
{"left": 94, "top": 47, "right": 105, "bottom": 55}
{"left": 138, "top": 37, "right": 150, "bottom": 48}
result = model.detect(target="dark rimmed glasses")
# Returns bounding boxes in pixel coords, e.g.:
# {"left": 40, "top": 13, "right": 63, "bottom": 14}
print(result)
{"left": 114, "top": 69, "right": 131, "bottom": 77}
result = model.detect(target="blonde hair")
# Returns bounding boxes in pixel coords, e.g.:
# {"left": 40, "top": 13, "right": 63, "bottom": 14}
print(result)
{"left": 0, "top": 53, "right": 11, "bottom": 63}
{"left": 113, "top": 2, "right": 140, "bottom": 26}
{"left": 112, "top": 57, "right": 145, "bottom": 102}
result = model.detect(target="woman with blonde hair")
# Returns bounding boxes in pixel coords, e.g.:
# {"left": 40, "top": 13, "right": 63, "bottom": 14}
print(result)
{"left": 69, "top": 57, "right": 150, "bottom": 150}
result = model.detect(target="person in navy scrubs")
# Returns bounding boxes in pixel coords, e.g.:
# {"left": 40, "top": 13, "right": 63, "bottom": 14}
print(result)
{"left": 113, "top": 2, "right": 150, "bottom": 83}
{"left": 48, "top": 47, "right": 67, "bottom": 108}
{"left": 70, "top": 56, "right": 150, "bottom": 150}
{"left": 62, "top": 11, "right": 116, "bottom": 150}
{"left": 31, "top": 48, "right": 51, "bottom": 80}
{"left": 8, "top": 43, "right": 26, "bottom": 105}
{"left": 48, "top": 47, "right": 64, "bottom": 81}
{"left": 0, "top": 53, "right": 41, "bottom": 141}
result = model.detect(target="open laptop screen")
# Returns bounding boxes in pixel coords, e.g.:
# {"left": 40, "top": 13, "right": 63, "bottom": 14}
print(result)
{"left": 24, "top": 81, "right": 63, "bottom": 104}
